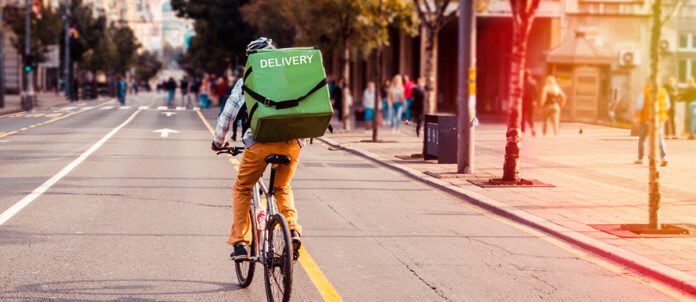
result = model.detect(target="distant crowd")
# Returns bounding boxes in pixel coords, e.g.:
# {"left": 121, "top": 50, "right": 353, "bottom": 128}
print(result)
{"left": 156, "top": 73, "right": 237, "bottom": 111}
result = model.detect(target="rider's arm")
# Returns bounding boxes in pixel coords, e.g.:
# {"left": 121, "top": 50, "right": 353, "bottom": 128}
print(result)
{"left": 213, "top": 79, "right": 244, "bottom": 149}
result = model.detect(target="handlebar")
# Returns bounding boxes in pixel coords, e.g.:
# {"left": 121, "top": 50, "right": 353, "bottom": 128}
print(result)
{"left": 216, "top": 146, "right": 245, "bottom": 156}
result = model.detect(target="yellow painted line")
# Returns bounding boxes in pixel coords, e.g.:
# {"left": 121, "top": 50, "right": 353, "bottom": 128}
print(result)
{"left": 0, "top": 131, "right": 18, "bottom": 138}
{"left": 196, "top": 109, "right": 342, "bottom": 301}
{"left": 298, "top": 246, "right": 343, "bottom": 302}
{"left": 19, "top": 128, "right": 28, "bottom": 131}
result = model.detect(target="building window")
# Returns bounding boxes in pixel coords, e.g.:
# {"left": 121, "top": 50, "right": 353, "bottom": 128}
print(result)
{"left": 679, "top": 59, "right": 696, "bottom": 82}
{"left": 679, "top": 33, "right": 696, "bottom": 51}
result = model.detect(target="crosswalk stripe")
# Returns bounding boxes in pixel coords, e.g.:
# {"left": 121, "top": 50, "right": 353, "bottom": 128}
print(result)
{"left": 119, "top": 106, "right": 132, "bottom": 110}
{"left": 59, "top": 106, "right": 77, "bottom": 111}
{"left": 176, "top": 107, "right": 186, "bottom": 111}
{"left": 138, "top": 106, "right": 149, "bottom": 110}
{"left": 100, "top": 106, "right": 114, "bottom": 110}
{"left": 157, "top": 106, "right": 167, "bottom": 110}
{"left": 193, "top": 107, "right": 200, "bottom": 110}
{"left": 83, "top": 106, "right": 95, "bottom": 110}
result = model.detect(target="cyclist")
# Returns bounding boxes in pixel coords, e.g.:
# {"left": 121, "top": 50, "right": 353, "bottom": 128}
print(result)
{"left": 211, "top": 37, "right": 303, "bottom": 261}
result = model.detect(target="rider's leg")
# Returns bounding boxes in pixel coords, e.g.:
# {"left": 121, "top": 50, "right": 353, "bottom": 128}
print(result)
{"left": 228, "top": 144, "right": 267, "bottom": 246}
{"left": 269, "top": 140, "right": 302, "bottom": 235}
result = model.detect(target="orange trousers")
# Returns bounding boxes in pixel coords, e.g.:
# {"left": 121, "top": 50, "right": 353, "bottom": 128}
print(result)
{"left": 228, "top": 140, "right": 302, "bottom": 245}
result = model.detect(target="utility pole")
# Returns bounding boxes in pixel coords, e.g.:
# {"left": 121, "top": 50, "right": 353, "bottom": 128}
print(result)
{"left": 63, "top": 1, "right": 71, "bottom": 101}
{"left": 23, "top": 0, "right": 34, "bottom": 110}
{"left": 457, "top": 0, "right": 476, "bottom": 173}
{"left": 0, "top": 0, "right": 5, "bottom": 109}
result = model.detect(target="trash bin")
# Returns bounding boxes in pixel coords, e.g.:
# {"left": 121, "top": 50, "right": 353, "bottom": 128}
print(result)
{"left": 423, "top": 114, "right": 457, "bottom": 164}
{"left": 690, "top": 102, "right": 696, "bottom": 136}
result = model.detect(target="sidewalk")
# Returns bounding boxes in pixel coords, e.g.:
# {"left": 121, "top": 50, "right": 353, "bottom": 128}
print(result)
{"left": 0, "top": 93, "right": 71, "bottom": 116}
{"left": 320, "top": 119, "right": 696, "bottom": 294}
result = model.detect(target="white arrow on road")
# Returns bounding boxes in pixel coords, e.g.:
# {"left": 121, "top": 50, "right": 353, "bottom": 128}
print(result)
{"left": 153, "top": 128, "right": 179, "bottom": 138}
{"left": 161, "top": 112, "right": 177, "bottom": 117}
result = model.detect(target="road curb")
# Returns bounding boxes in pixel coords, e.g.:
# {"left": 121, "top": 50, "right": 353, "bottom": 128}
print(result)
{"left": 316, "top": 136, "right": 696, "bottom": 296}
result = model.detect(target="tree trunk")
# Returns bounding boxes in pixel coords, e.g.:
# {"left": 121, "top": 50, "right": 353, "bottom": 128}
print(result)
{"left": 501, "top": 17, "right": 531, "bottom": 181}
{"left": 422, "top": 27, "right": 438, "bottom": 114}
{"left": 372, "top": 48, "right": 382, "bottom": 142}
{"left": 648, "top": 0, "right": 663, "bottom": 229}
{"left": 342, "top": 45, "right": 351, "bottom": 130}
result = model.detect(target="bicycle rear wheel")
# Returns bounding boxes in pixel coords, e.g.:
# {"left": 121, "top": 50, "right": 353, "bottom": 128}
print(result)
{"left": 235, "top": 208, "right": 257, "bottom": 288}
{"left": 263, "top": 213, "right": 293, "bottom": 302}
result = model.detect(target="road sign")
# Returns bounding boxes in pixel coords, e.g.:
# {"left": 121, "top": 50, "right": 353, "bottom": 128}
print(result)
{"left": 153, "top": 128, "right": 178, "bottom": 138}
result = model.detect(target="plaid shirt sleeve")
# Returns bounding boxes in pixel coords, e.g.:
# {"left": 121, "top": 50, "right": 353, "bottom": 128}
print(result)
{"left": 213, "top": 79, "right": 244, "bottom": 148}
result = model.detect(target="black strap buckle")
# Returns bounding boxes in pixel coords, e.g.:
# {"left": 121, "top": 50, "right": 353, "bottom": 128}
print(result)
{"left": 263, "top": 98, "right": 271, "bottom": 106}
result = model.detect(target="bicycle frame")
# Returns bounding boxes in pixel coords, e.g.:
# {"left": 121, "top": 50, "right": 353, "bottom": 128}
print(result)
{"left": 249, "top": 163, "right": 281, "bottom": 264}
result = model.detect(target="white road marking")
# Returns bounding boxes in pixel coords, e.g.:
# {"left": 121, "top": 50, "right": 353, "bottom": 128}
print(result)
{"left": 0, "top": 139, "right": 10, "bottom": 143}
{"left": 119, "top": 106, "right": 132, "bottom": 110}
{"left": 161, "top": 112, "right": 176, "bottom": 117}
{"left": 193, "top": 107, "right": 200, "bottom": 110}
{"left": 0, "top": 109, "right": 143, "bottom": 226}
{"left": 59, "top": 106, "right": 77, "bottom": 111}
{"left": 100, "top": 106, "right": 114, "bottom": 110}
{"left": 138, "top": 106, "right": 149, "bottom": 110}
{"left": 152, "top": 128, "right": 178, "bottom": 138}
{"left": 83, "top": 106, "right": 95, "bottom": 110}
{"left": 176, "top": 107, "right": 186, "bottom": 111}
{"left": 157, "top": 106, "right": 167, "bottom": 110}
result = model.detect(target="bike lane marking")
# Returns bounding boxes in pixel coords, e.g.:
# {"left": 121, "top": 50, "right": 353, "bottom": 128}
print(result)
{"left": 0, "top": 109, "right": 143, "bottom": 226}
{"left": 196, "top": 109, "right": 343, "bottom": 302}
{"left": 0, "top": 100, "right": 115, "bottom": 139}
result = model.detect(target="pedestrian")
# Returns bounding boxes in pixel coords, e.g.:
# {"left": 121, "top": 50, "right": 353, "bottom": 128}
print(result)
{"left": 540, "top": 75, "right": 566, "bottom": 136}
{"left": 116, "top": 75, "right": 128, "bottom": 106}
{"left": 411, "top": 76, "right": 426, "bottom": 137}
{"left": 190, "top": 76, "right": 201, "bottom": 107}
{"left": 680, "top": 77, "right": 696, "bottom": 139}
{"left": 332, "top": 78, "right": 344, "bottom": 122}
{"left": 214, "top": 75, "right": 229, "bottom": 109}
{"left": 362, "top": 81, "right": 376, "bottom": 130}
{"left": 664, "top": 76, "right": 679, "bottom": 139}
{"left": 389, "top": 74, "right": 406, "bottom": 134}
{"left": 200, "top": 74, "right": 211, "bottom": 109}
{"left": 403, "top": 74, "right": 415, "bottom": 121}
{"left": 522, "top": 69, "right": 538, "bottom": 136}
{"left": 166, "top": 77, "right": 177, "bottom": 106}
{"left": 180, "top": 76, "right": 192, "bottom": 108}
{"left": 381, "top": 79, "right": 392, "bottom": 127}
{"left": 634, "top": 79, "right": 670, "bottom": 166}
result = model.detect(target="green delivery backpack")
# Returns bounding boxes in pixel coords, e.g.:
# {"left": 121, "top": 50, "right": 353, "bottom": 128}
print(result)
{"left": 242, "top": 47, "right": 333, "bottom": 142}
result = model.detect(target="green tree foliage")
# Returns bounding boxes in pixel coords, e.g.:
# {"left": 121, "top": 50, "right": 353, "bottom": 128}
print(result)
{"left": 171, "top": 0, "right": 255, "bottom": 74}
{"left": 111, "top": 25, "right": 140, "bottom": 75}
{"left": 134, "top": 51, "right": 163, "bottom": 82}
{"left": 4, "top": 3, "right": 61, "bottom": 63}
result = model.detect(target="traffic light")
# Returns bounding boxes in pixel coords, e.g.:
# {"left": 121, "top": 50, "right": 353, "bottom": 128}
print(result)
{"left": 24, "top": 55, "right": 35, "bottom": 73}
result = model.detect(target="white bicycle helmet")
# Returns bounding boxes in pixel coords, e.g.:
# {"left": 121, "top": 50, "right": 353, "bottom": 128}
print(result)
{"left": 246, "top": 37, "right": 275, "bottom": 55}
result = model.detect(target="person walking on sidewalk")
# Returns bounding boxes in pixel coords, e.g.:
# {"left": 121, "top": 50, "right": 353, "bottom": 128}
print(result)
{"left": 680, "top": 77, "right": 696, "bottom": 139}
{"left": 540, "top": 75, "right": 566, "bottom": 136}
{"left": 362, "top": 81, "right": 376, "bottom": 130}
{"left": 411, "top": 76, "right": 426, "bottom": 137}
{"left": 381, "top": 79, "right": 392, "bottom": 127}
{"left": 389, "top": 75, "right": 406, "bottom": 134}
{"left": 522, "top": 69, "right": 538, "bottom": 136}
{"left": 403, "top": 75, "right": 415, "bottom": 121}
{"left": 200, "top": 74, "right": 211, "bottom": 109}
{"left": 663, "top": 77, "right": 679, "bottom": 139}
{"left": 634, "top": 80, "right": 670, "bottom": 166}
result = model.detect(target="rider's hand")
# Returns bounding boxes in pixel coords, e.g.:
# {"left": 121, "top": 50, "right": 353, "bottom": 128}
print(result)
{"left": 211, "top": 141, "right": 229, "bottom": 151}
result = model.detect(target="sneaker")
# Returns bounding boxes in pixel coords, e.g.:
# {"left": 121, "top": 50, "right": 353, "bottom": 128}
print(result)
{"left": 634, "top": 159, "right": 643, "bottom": 165}
{"left": 290, "top": 230, "right": 302, "bottom": 260}
{"left": 230, "top": 244, "right": 250, "bottom": 261}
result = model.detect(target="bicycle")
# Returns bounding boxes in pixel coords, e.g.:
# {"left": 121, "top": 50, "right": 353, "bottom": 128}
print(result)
{"left": 217, "top": 146, "right": 298, "bottom": 302}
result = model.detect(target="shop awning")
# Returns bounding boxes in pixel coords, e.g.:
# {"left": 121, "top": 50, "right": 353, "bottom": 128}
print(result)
{"left": 546, "top": 32, "right": 615, "bottom": 65}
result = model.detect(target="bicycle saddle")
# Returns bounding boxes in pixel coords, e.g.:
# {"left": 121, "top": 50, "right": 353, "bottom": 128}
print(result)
{"left": 265, "top": 154, "right": 291, "bottom": 165}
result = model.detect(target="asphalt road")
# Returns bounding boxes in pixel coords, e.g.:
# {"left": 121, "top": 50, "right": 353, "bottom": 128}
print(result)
{"left": 0, "top": 92, "right": 688, "bottom": 301}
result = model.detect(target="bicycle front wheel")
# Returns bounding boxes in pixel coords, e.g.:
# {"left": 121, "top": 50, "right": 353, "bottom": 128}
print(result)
{"left": 235, "top": 207, "right": 257, "bottom": 288}
{"left": 263, "top": 213, "right": 293, "bottom": 302}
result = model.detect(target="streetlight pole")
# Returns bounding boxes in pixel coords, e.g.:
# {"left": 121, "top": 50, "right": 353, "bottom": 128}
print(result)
{"left": 457, "top": 0, "right": 476, "bottom": 173}
{"left": 23, "top": 0, "right": 34, "bottom": 110}
{"left": 63, "top": 1, "right": 71, "bottom": 101}
{"left": 0, "top": 1, "right": 5, "bottom": 109}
